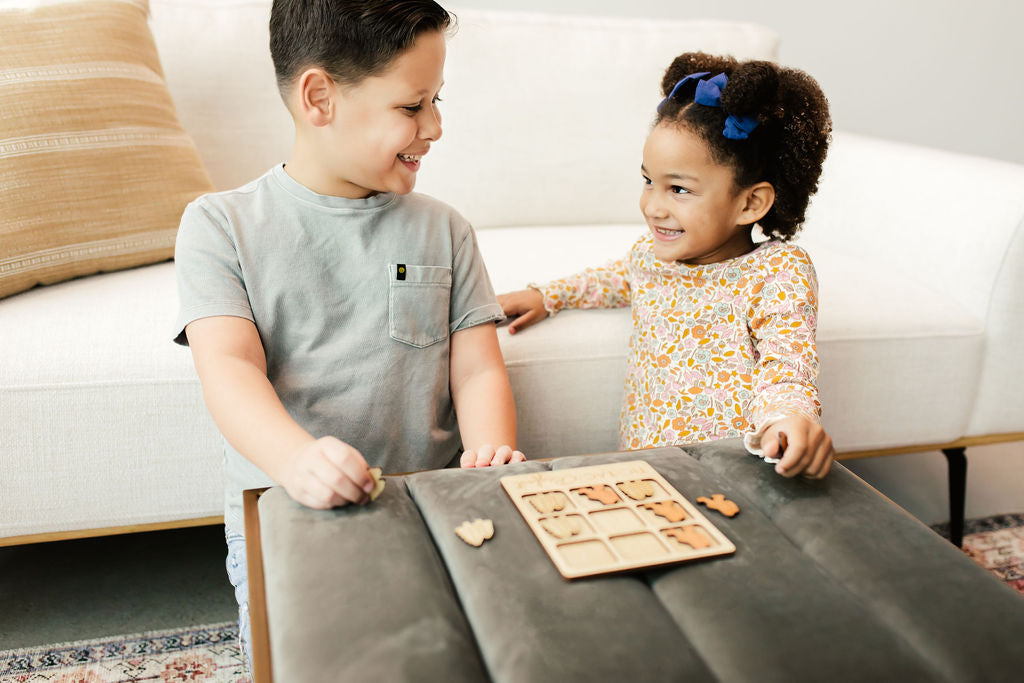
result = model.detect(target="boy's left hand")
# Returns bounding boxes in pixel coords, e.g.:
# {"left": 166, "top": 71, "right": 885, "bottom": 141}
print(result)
{"left": 460, "top": 444, "right": 526, "bottom": 468}
{"left": 760, "top": 417, "right": 834, "bottom": 479}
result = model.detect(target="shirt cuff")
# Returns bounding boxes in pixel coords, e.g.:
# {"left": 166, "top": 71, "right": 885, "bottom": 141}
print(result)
{"left": 450, "top": 302, "right": 505, "bottom": 334}
{"left": 743, "top": 412, "right": 790, "bottom": 463}
{"left": 526, "top": 283, "right": 558, "bottom": 316}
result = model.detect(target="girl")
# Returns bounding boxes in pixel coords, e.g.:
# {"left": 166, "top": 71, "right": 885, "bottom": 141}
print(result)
{"left": 499, "top": 52, "right": 834, "bottom": 478}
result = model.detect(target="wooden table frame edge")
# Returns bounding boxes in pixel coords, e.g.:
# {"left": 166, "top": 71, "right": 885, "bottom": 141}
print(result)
{"left": 0, "top": 516, "right": 224, "bottom": 548}
{"left": 243, "top": 487, "right": 273, "bottom": 683}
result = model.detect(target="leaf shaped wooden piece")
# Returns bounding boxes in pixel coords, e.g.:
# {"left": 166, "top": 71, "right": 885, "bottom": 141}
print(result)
{"left": 368, "top": 467, "right": 386, "bottom": 502}
{"left": 529, "top": 491, "right": 568, "bottom": 514}
{"left": 540, "top": 516, "right": 583, "bottom": 540}
{"left": 618, "top": 479, "right": 655, "bottom": 501}
{"left": 455, "top": 518, "right": 494, "bottom": 547}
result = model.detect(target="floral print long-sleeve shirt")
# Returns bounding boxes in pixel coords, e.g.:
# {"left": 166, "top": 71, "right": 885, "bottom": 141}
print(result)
{"left": 533, "top": 235, "right": 821, "bottom": 450}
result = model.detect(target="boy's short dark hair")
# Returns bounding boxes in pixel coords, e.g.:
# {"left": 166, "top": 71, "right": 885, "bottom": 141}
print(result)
{"left": 270, "top": 0, "right": 453, "bottom": 93}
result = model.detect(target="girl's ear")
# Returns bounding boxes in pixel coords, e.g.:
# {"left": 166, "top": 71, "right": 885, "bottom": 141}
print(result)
{"left": 738, "top": 181, "right": 775, "bottom": 226}
{"left": 296, "top": 68, "right": 335, "bottom": 127}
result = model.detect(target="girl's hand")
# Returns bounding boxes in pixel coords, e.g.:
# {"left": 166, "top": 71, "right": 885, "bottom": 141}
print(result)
{"left": 281, "top": 436, "right": 375, "bottom": 508}
{"left": 460, "top": 444, "right": 527, "bottom": 468}
{"left": 497, "top": 289, "right": 546, "bottom": 334}
{"left": 761, "top": 417, "right": 834, "bottom": 479}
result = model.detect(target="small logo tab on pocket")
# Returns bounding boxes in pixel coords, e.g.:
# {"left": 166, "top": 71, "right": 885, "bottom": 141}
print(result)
{"left": 396, "top": 264, "right": 406, "bottom": 281}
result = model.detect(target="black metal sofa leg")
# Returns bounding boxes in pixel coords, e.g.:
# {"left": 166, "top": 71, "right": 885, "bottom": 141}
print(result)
{"left": 941, "top": 447, "right": 967, "bottom": 547}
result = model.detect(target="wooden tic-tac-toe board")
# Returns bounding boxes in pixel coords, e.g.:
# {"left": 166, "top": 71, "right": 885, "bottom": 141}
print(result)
{"left": 500, "top": 460, "right": 735, "bottom": 579}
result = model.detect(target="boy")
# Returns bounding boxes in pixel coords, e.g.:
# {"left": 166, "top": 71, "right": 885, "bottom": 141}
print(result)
{"left": 173, "top": 0, "right": 524, "bottom": 658}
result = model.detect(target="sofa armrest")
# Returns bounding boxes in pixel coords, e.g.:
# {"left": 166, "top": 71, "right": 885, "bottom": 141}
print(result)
{"left": 803, "top": 132, "right": 1024, "bottom": 435}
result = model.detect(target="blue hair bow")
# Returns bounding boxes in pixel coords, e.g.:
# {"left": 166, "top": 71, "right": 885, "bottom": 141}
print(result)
{"left": 659, "top": 71, "right": 759, "bottom": 141}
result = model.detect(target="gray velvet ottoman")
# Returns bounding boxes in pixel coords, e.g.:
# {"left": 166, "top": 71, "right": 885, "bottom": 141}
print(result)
{"left": 245, "top": 440, "right": 1024, "bottom": 682}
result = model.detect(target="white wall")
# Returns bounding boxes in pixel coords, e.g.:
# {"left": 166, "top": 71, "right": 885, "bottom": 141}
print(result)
{"left": 454, "top": 0, "right": 1024, "bottom": 165}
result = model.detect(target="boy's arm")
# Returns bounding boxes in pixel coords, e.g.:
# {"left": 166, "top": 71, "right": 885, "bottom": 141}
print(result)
{"left": 449, "top": 322, "right": 525, "bottom": 467}
{"left": 185, "top": 315, "right": 375, "bottom": 506}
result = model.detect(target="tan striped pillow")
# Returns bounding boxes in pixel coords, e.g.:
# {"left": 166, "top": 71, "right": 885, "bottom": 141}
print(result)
{"left": 0, "top": 0, "right": 213, "bottom": 299}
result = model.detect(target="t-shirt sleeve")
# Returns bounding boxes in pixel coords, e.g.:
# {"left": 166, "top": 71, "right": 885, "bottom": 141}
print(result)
{"left": 448, "top": 226, "right": 505, "bottom": 334}
{"left": 172, "top": 199, "right": 255, "bottom": 346}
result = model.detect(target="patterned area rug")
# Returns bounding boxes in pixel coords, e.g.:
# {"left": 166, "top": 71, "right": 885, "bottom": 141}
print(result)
{"left": 0, "top": 623, "right": 248, "bottom": 683}
{"left": 932, "top": 512, "right": 1024, "bottom": 596}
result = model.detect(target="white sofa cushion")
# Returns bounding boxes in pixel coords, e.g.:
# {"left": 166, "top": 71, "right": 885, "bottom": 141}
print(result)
{"left": 0, "top": 263, "right": 222, "bottom": 537}
{"left": 805, "top": 132, "right": 1024, "bottom": 437}
{"left": 806, "top": 241, "right": 984, "bottom": 450}
{"left": 0, "top": 217, "right": 987, "bottom": 538}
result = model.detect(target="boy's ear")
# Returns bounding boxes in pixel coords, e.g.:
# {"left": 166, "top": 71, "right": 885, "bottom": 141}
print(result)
{"left": 737, "top": 181, "right": 775, "bottom": 226}
{"left": 295, "top": 68, "right": 335, "bottom": 127}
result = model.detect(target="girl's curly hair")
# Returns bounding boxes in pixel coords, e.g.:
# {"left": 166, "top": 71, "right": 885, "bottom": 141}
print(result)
{"left": 656, "top": 52, "right": 832, "bottom": 240}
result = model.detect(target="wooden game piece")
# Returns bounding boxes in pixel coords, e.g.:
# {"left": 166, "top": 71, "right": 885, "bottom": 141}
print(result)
{"left": 764, "top": 431, "right": 787, "bottom": 465}
{"left": 540, "top": 516, "right": 582, "bottom": 540}
{"left": 368, "top": 467, "right": 385, "bottom": 502}
{"left": 664, "top": 526, "right": 712, "bottom": 549}
{"left": 696, "top": 494, "right": 739, "bottom": 517}
{"left": 576, "top": 485, "right": 619, "bottom": 505}
{"left": 455, "top": 518, "right": 494, "bottom": 547}
{"left": 644, "top": 500, "right": 687, "bottom": 522}
{"left": 529, "top": 491, "right": 568, "bottom": 514}
{"left": 618, "top": 479, "right": 655, "bottom": 500}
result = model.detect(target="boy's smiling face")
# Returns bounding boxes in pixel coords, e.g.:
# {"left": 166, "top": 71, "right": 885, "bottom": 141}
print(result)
{"left": 290, "top": 30, "right": 446, "bottom": 198}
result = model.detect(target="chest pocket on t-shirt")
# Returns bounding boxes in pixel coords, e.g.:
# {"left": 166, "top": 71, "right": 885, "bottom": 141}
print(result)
{"left": 388, "top": 263, "right": 452, "bottom": 348}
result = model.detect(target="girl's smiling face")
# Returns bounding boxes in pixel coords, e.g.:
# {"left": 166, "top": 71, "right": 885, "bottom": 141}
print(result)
{"left": 640, "top": 123, "right": 771, "bottom": 265}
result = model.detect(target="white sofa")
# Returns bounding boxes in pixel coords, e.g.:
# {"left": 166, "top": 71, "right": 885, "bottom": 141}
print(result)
{"left": 2, "top": 1, "right": 1023, "bottom": 544}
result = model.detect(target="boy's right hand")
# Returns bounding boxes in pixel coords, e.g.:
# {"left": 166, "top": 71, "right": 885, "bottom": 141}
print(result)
{"left": 497, "top": 288, "right": 547, "bottom": 334}
{"left": 281, "top": 436, "right": 375, "bottom": 509}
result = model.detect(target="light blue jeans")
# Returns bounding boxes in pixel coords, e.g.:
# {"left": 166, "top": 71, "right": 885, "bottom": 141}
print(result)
{"left": 225, "top": 528, "right": 252, "bottom": 667}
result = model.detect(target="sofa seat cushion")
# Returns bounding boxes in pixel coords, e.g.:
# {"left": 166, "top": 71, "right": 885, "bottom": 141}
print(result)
{"left": 0, "top": 263, "right": 221, "bottom": 538}
{"left": 807, "top": 241, "right": 984, "bottom": 450}
{"left": 477, "top": 226, "right": 985, "bottom": 456}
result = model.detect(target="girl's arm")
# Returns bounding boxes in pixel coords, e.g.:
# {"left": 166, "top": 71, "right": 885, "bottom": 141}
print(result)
{"left": 747, "top": 249, "right": 834, "bottom": 478}
{"left": 499, "top": 255, "right": 634, "bottom": 333}
{"left": 449, "top": 322, "right": 525, "bottom": 467}
{"left": 536, "top": 256, "right": 632, "bottom": 313}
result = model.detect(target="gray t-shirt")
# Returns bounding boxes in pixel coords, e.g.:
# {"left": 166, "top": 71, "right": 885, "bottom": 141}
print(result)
{"left": 173, "top": 164, "right": 504, "bottom": 532}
